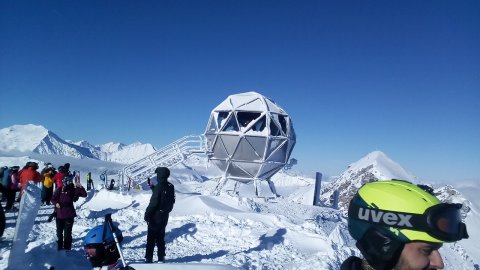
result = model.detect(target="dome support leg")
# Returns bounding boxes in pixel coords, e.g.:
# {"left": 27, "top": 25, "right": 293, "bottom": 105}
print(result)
{"left": 266, "top": 178, "right": 279, "bottom": 198}
{"left": 233, "top": 181, "right": 240, "bottom": 195}
{"left": 212, "top": 176, "right": 228, "bottom": 196}
{"left": 254, "top": 179, "right": 261, "bottom": 197}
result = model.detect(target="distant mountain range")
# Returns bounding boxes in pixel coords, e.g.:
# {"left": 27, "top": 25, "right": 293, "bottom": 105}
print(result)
{"left": 0, "top": 124, "right": 157, "bottom": 164}
{"left": 0, "top": 123, "right": 476, "bottom": 268}
{"left": 0, "top": 124, "right": 471, "bottom": 217}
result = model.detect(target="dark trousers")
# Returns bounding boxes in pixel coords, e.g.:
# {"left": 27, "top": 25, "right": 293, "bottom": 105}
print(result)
{"left": 5, "top": 188, "right": 17, "bottom": 210}
{"left": 145, "top": 214, "right": 169, "bottom": 261}
{"left": 56, "top": 217, "right": 74, "bottom": 250}
{"left": 41, "top": 186, "right": 53, "bottom": 205}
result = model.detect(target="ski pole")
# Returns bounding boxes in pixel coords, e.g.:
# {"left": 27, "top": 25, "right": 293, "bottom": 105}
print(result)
{"left": 105, "top": 214, "right": 128, "bottom": 268}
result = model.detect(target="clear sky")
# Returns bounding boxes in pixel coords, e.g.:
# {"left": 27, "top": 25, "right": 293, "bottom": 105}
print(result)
{"left": 1, "top": 1, "right": 479, "bottom": 182}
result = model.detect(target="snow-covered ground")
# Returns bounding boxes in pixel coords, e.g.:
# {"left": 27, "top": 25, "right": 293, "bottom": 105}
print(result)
{"left": 0, "top": 154, "right": 478, "bottom": 269}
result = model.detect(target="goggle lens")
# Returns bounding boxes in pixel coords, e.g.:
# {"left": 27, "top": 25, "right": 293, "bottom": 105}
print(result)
{"left": 430, "top": 204, "right": 463, "bottom": 235}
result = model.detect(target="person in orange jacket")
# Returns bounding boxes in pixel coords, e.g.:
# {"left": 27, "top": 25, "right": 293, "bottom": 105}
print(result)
{"left": 19, "top": 161, "right": 41, "bottom": 193}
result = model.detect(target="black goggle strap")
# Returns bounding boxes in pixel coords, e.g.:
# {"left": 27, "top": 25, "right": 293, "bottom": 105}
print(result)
{"left": 349, "top": 203, "right": 468, "bottom": 241}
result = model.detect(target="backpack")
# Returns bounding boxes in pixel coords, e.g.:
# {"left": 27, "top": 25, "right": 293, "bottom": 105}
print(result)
{"left": 0, "top": 166, "right": 6, "bottom": 179}
{"left": 43, "top": 173, "right": 54, "bottom": 188}
{"left": 1, "top": 167, "right": 11, "bottom": 187}
{"left": 160, "top": 182, "right": 175, "bottom": 213}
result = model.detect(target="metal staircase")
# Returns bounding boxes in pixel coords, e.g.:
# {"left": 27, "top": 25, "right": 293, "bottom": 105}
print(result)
{"left": 120, "top": 135, "right": 206, "bottom": 186}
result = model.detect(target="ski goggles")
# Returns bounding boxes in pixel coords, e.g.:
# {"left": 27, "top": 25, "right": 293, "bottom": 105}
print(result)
{"left": 350, "top": 202, "right": 469, "bottom": 242}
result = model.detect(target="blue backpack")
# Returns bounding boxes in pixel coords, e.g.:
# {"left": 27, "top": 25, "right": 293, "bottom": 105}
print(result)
{"left": 1, "top": 167, "right": 11, "bottom": 187}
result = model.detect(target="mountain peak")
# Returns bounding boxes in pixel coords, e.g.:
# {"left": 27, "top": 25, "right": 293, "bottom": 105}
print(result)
{"left": 0, "top": 124, "right": 49, "bottom": 152}
{"left": 347, "top": 150, "right": 414, "bottom": 181}
{"left": 321, "top": 150, "right": 416, "bottom": 210}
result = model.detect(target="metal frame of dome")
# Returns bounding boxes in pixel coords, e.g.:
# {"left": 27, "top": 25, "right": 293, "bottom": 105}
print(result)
{"left": 204, "top": 91, "right": 296, "bottom": 196}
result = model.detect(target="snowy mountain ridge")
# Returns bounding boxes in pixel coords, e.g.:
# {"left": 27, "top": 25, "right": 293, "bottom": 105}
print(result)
{"left": 0, "top": 124, "right": 156, "bottom": 164}
{"left": 0, "top": 124, "right": 478, "bottom": 269}
{"left": 320, "top": 150, "right": 416, "bottom": 210}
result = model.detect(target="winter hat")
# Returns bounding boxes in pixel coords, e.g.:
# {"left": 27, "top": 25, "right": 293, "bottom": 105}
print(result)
{"left": 28, "top": 162, "right": 39, "bottom": 170}
{"left": 62, "top": 176, "right": 73, "bottom": 185}
{"left": 64, "top": 163, "right": 71, "bottom": 171}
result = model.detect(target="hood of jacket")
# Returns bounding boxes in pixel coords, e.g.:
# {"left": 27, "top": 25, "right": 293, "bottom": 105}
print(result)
{"left": 155, "top": 167, "right": 170, "bottom": 183}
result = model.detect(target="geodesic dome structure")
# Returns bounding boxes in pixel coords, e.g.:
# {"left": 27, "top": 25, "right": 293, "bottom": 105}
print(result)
{"left": 205, "top": 92, "right": 296, "bottom": 183}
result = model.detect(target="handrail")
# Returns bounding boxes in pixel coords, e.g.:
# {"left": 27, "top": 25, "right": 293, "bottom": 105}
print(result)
{"left": 122, "top": 135, "right": 206, "bottom": 182}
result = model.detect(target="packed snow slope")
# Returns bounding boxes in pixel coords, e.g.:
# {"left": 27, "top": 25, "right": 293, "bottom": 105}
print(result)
{"left": 0, "top": 152, "right": 478, "bottom": 268}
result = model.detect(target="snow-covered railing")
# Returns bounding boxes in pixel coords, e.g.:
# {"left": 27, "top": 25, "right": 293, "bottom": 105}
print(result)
{"left": 121, "top": 135, "right": 206, "bottom": 183}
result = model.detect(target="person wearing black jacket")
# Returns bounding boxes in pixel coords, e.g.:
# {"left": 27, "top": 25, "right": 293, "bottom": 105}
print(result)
{"left": 144, "top": 167, "right": 175, "bottom": 263}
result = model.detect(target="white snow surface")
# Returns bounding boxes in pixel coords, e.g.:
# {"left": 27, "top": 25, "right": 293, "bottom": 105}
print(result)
{"left": 346, "top": 150, "right": 415, "bottom": 182}
{"left": 0, "top": 125, "right": 156, "bottom": 164}
{"left": 0, "top": 124, "right": 48, "bottom": 152}
{"left": 0, "top": 143, "right": 479, "bottom": 269}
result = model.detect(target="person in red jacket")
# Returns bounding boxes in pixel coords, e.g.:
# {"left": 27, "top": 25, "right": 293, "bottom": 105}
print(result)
{"left": 19, "top": 162, "right": 41, "bottom": 193}
{"left": 51, "top": 176, "right": 87, "bottom": 250}
{"left": 52, "top": 166, "right": 67, "bottom": 190}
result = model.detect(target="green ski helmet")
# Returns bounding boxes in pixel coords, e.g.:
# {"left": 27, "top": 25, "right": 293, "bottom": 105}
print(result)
{"left": 347, "top": 180, "right": 468, "bottom": 269}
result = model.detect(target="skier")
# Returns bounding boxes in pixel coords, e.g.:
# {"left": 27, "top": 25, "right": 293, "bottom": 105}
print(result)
{"left": 144, "top": 167, "right": 175, "bottom": 263}
{"left": 52, "top": 165, "right": 67, "bottom": 190}
{"left": 108, "top": 179, "right": 115, "bottom": 190}
{"left": 19, "top": 161, "right": 41, "bottom": 193}
{"left": 51, "top": 176, "right": 87, "bottom": 250}
{"left": 341, "top": 180, "right": 469, "bottom": 270}
{"left": 84, "top": 219, "right": 124, "bottom": 268}
{"left": 5, "top": 166, "right": 20, "bottom": 210}
{"left": 41, "top": 163, "right": 56, "bottom": 205}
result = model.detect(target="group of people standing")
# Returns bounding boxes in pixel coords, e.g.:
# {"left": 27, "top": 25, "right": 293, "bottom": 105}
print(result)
{"left": 0, "top": 161, "right": 87, "bottom": 251}
{"left": 1, "top": 162, "right": 177, "bottom": 266}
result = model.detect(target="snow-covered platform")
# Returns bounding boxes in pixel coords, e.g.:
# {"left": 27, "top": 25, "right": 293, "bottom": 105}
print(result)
{"left": 129, "top": 263, "right": 238, "bottom": 269}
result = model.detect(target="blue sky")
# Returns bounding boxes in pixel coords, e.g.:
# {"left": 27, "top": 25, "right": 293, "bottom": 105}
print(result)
{"left": 1, "top": 1, "right": 479, "bottom": 182}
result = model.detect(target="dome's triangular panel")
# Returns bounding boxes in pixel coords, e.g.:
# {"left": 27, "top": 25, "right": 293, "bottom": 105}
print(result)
{"left": 269, "top": 119, "right": 282, "bottom": 136}
{"left": 204, "top": 134, "right": 217, "bottom": 151}
{"left": 286, "top": 140, "right": 296, "bottom": 159}
{"left": 218, "top": 135, "right": 240, "bottom": 156}
{"left": 266, "top": 141, "right": 288, "bottom": 163}
{"left": 221, "top": 115, "right": 239, "bottom": 132}
{"left": 236, "top": 97, "right": 265, "bottom": 112}
{"left": 214, "top": 111, "right": 231, "bottom": 131}
{"left": 234, "top": 161, "right": 260, "bottom": 178}
{"left": 214, "top": 98, "right": 234, "bottom": 111}
{"left": 232, "top": 137, "right": 262, "bottom": 161}
{"left": 211, "top": 159, "right": 228, "bottom": 172}
{"left": 206, "top": 116, "right": 218, "bottom": 133}
{"left": 258, "top": 162, "right": 284, "bottom": 179}
{"left": 227, "top": 162, "right": 252, "bottom": 178}
{"left": 212, "top": 137, "right": 229, "bottom": 159}
{"left": 265, "top": 138, "right": 284, "bottom": 158}
{"left": 244, "top": 136, "right": 267, "bottom": 159}
{"left": 246, "top": 114, "right": 267, "bottom": 134}
{"left": 265, "top": 98, "right": 285, "bottom": 114}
